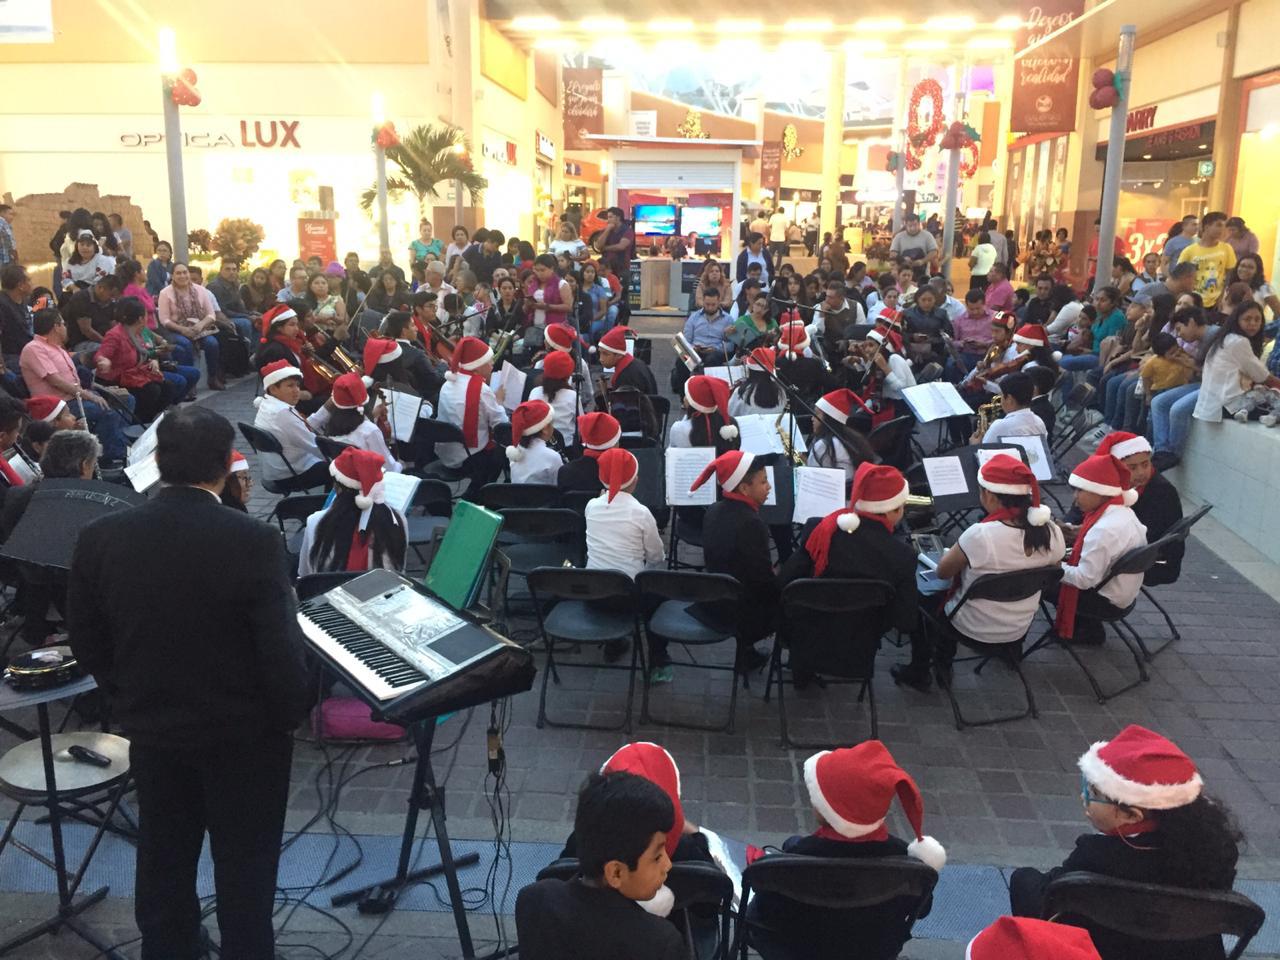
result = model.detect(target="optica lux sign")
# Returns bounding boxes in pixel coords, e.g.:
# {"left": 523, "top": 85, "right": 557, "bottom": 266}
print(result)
{"left": 119, "top": 120, "right": 302, "bottom": 149}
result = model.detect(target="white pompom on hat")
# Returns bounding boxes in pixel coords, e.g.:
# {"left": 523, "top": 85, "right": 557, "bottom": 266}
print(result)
{"left": 1069, "top": 453, "right": 1138, "bottom": 507}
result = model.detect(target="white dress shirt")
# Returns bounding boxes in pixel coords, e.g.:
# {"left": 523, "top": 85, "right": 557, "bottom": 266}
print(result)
{"left": 1193, "top": 333, "right": 1272, "bottom": 423}
{"left": 435, "top": 374, "right": 509, "bottom": 467}
{"left": 297, "top": 506, "right": 408, "bottom": 578}
{"left": 981, "top": 406, "right": 1048, "bottom": 444}
{"left": 585, "top": 490, "right": 665, "bottom": 578}
{"left": 509, "top": 438, "right": 563, "bottom": 485}
{"left": 882, "top": 353, "right": 916, "bottom": 401}
{"left": 253, "top": 395, "right": 330, "bottom": 484}
{"left": 667, "top": 418, "right": 693, "bottom": 448}
{"left": 529, "top": 384, "right": 578, "bottom": 440}
{"left": 807, "top": 435, "right": 856, "bottom": 484}
{"left": 1061, "top": 504, "right": 1148, "bottom": 610}
{"left": 948, "top": 520, "right": 1066, "bottom": 643}
{"left": 331, "top": 419, "right": 402, "bottom": 472}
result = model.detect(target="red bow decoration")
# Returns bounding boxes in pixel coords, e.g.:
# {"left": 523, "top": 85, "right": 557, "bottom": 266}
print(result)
{"left": 1089, "top": 67, "right": 1120, "bottom": 110}
{"left": 374, "top": 122, "right": 400, "bottom": 149}
{"left": 939, "top": 121, "right": 967, "bottom": 150}
{"left": 170, "top": 67, "right": 201, "bottom": 107}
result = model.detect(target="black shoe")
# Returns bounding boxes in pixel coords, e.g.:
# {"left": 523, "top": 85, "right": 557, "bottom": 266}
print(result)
{"left": 1150, "top": 450, "right": 1180, "bottom": 472}
{"left": 602, "top": 638, "right": 630, "bottom": 663}
{"left": 1062, "top": 618, "right": 1107, "bottom": 646}
{"left": 738, "top": 647, "right": 770, "bottom": 674}
{"left": 890, "top": 663, "right": 932, "bottom": 693}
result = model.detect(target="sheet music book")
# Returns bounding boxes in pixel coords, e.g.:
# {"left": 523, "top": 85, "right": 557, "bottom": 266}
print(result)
{"left": 922, "top": 456, "right": 969, "bottom": 498}
{"left": 5, "top": 450, "right": 37, "bottom": 486}
{"left": 127, "top": 410, "right": 165, "bottom": 466}
{"left": 792, "top": 466, "right": 846, "bottom": 523}
{"left": 703, "top": 365, "right": 744, "bottom": 386}
{"left": 1003, "top": 434, "right": 1054, "bottom": 482}
{"left": 763, "top": 466, "right": 777, "bottom": 507}
{"left": 124, "top": 451, "right": 161, "bottom": 492}
{"left": 977, "top": 446, "right": 1026, "bottom": 470}
{"left": 735, "top": 414, "right": 808, "bottom": 456}
{"left": 381, "top": 471, "right": 421, "bottom": 516}
{"left": 901, "top": 382, "right": 972, "bottom": 422}
{"left": 383, "top": 388, "right": 423, "bottom": 443}
{"left": 491, "top": 362, "right": 526, "bottom": 413}
{"left": 665, "top": 447, "right": 716, "bottom": 506}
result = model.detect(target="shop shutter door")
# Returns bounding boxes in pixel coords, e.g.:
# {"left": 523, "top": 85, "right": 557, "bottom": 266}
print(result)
{"left": 613, "top": 161, "right": 736, "bottom": 190}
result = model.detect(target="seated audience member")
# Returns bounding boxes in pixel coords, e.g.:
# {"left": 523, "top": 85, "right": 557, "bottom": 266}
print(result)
{"left": 1150, "top": 307, "right": 1215, "bottom": 470}
{"left": 808, "top": 389, "right": 874, "bottom": 485}
{"left": 320, "top": 372, "right": 401, "bottom": 472}
{"left": 1094, "top": 433, "right": 1183, "bottom": 585}
{"left": 683, "top": 286, "right": 735, "bottom": 369}
{"left": 506, "top": 399, "right": 563, "bottom": 485}
{"left": 221, "top": 451, "right": 252, "bottom": 511}
{"left": 94, "top": 296, "right": 180, "bottom": 423}
{"left": 1052, "top": 454, "right": 1147, "bottom": 644}
{"left": 298, "top": 447, "right": 407, "bottom": 577}
{"left": 434, "top": 336, "right": 508, "bottom": 497}
{"left": 729, "top": 348, "right": 787, "bottom": 417}
{"left": 528, "top": 350, "right": 577, "bottom": 439}
{"left": 975, "top": 371, "right": 1049, "bottom": 444}
{"left": 21, "top": 307, "right": 131, "bottom": 464}
{"left": 558, "top": 412, "right": 621, "bottom": 493}
{"left": 893, "top": 455, "right": 1064, "bottom": 692}
{"left": 1194, "top": 300, "right": 1280, "bottom": 424}
{"left": 747, "top": 741, "right": 943, "bottom": 960}
{"left": 584, "top": 448, "right": 664, "bottom": 580}
{"left": 901, "top": 286, "right": 954, "bottom": 369}
{"left": 207, "top": 258, "right": 258, "bottom": 343}
{"left": 252, "top": 360, "right": 331, "bottom": 489}
{"left": 688, "top": 451, "right": 776, "bottom": 679}
{"left": 157, "top": 262, "right": 225, "bottom": 390}
{"left": 1010, "top": 725, "right": 1239, "bottom": 960}
{"left": 781, "top": 463, "right": 917, "bottom": 681}
{"left": 515, "top": 772, "right": 684, "bottom": 960}
{"left": 969, "top": 917, "right": 1102, "bottom": 960}
{"left": 1138, "top": 332, "right": 1194, "bottom": 419}
{"left": 62, "top": 274, "right": 122, "bottom": 358}
{"left": 597, "top": 326, "right": 657, "bottom": 394}
{"left": 669, "top": 375, "right": 739, "bottom": 453}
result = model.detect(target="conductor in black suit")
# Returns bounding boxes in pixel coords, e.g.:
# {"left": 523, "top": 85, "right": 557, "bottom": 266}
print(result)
{"left": 67, "top": 406, "right": 312, "bottom": 960}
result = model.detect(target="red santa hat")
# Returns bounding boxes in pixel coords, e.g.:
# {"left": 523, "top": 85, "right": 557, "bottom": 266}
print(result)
{"left": 1077, "top": 724, "right": 1203, "bottom": 809}
{"left": 229, "top": 450, "right": 249, "bottom": 474}
{"left": 1069, "top": 453, "right": 1138, "bottom": 507}
{"left": 683, "top": 375, "right": 738, "bottom": 440}
{"left": 1096, "top": 430, "right": 1152, "bottom": 462}
{"left": 743, "top": 346, "right": 777, "bottom": 373}
{"left": 260, "top": 303, "right": 297, "bottom": 340}
{"left": 578, "top": 412, "right": 621, "bottom": 451}
{"left": 837, "top": 462, "right": 911, "bottom": 534}
{"left": 875, "top": 307, "right": 903, "bottom": 330}
{"left": 602, "top": 741, "right": 684, "bottom": 916}
{"left": 815, "top": 388, "right": 861, "bottom": 425}
{"left": 967, "top": 917, "right": 1101, "bottom": 960}
{"left": 690, "top": 449, "right": 756, "bottom": 494}
{"left": 329, "top": 447, "right": 387, "bottom": 530}
{"left": 506, "top": 399, "right": 554, "bottom": 463}
{"left": 993, "top": 310, "right": 1019, "bottom": 334}
{"left": 26, "top": 396, "right": 67, "bottom": 423}
{"left": 261, "top": 359, "right": 303, "bottom": 391}
{"left": 978, "top": 453, "right": 1052, "bottom": 526}
{"left": 597, "top": 326, "right": 632, "bottom": 356}
{"left": 544, "top": 323, "right": 580, "bottom": 353}
{"left": 778, "top": 321, "right": 810, "bottom": 356}
{"left": 446, "top": 336, "right": 494, "bottom": 380}
{"left": 867, "top": 328, "right": 903, "bottom": 354}
{"left": 363, "top": 337, "right": 403, "bottom": 376}
{"left": 1013, "top": 324, "right": 1049, "bottom": 347}
{"left": 330, "top": 372, "right": 369, "bottom": 410}
{"left": 803, "top": 741, "right": 946, "bottom": 871}
{"left": 542, "top": 349, "right": 575, "bottom": 382}
{"left": 596, "top": 447, "right": 639, "bottom": 502}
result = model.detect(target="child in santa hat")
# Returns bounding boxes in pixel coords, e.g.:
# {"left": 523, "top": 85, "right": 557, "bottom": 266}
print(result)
{"left": 969, "top": 917, "right": 1101, "bottom": 960}
{"left": 527, "top": 348, "right": 578, "bottom": 439}
{"left": 434, "top": 336, "right": 509, "bottom": 498}
{"left": 597, "top": 326, "right": 657, "bottom": 395}
{"left": 583, "top": 448, "right": 664, "bottom": 581}
{"left": 252, "top": 359, "right": 332, "bottom": 490}
{"left": 1010, "top": 724, "right": 1240, "bottom": 960}
{"left": 972, "top": 370, "right": 1049, "bottom": 445}
{"left": 747, "top": 741, "right": 943, "bottom": 960}
{"left": 669, "top": 375, "right": 740, "bottom": 455}
{"left": 220, "top": 450, "right": 252, "bottom": 512}
{"left": 516, "top": 771, "right": 684, "bottom": 960}
{"left": 728, "top": 347, "right": 786, "bottom": 418}
{"left": 556, "top": 412, "right": 621, "bottom": 493}
{"left": 319, "top": 372, "right": 402, "bottom": 473}
{"left": 808, "top": 388, "right": 875, "bottom": 486}
{"left": 506, "top": 399, "right": 564, "bottom": 485}
{"left": 297, "top": 447, "right": 406, "bottom": 577}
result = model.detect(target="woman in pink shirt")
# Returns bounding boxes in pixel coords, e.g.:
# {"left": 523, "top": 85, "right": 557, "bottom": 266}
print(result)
{"left": 118, "top": 259, "right": 158, "bottom": 328}
{"left": 156, "top": 263, "right": 224, "bottom": 389}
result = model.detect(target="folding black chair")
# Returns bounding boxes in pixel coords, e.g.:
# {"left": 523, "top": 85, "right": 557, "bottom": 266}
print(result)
{"left": 646, "top": 395, "right": 672, "bottom": 441}
{"left": 271, "top": 493, "right": 328, "bottom": 573}
{"left": 765, "top": 578, "right": 895, "bottom": 748}
{"left": 314, "top": 435, "right": 352, "bottom": 461}
{"left": 1026, "top": 538, "right": 1171, "bottom": 703}
{"left": 536, "top": 858, "right": 733, "bottom": 960}
{"left": 558, "top": 489, "right": 597, "bottom": 517}
{"left": 1051, "top": 382, "right": 1097, "bottom": 462}
{"left": 477, "top": 483, "right": 561, "bottom": 512}
{"left": 637, "top": 570, "right": 744, "bottom": 733}
{"left": 413, "top": 418, "right": 470, "bottom": 484}
{"left": 922, "top": 566, "right": 1063, "bottom": 730}
{"left": 1042, "top": 871, "right": 1266, "bottom": 960}
{"left": 1138, "top": 503, "right": 1212, "bottom": 654}
{"left": 528, "top": 567, "right": 645, "bottom": 732}
{"left": 237, "top": 422, "right": 328, "bottom": 496}
{"left": 868, "top": 415, "right": 917, "bottom": 472}
{"left": 667, "top": 508, "right": 707, "bottom": 571}
{"left": 404, "top": 478, "right": 453, "bottom": 569}
{"left": 732, "top": 855, "right": 938, "bottom": 960}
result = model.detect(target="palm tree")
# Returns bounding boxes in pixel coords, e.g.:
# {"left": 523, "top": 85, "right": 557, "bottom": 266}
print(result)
{"left": 360, "top": 123, "right": 488, "bottom": 215}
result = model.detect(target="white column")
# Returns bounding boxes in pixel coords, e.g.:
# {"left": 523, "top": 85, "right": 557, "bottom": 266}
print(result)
{"left": 892, "top": 55, "right": 910, "bottom": 233}
{"left": 1097, "top": 27, "right": 1137, "bottom": 289}
{"left": 820, "top": 48, "right": 847, "bottom": 241}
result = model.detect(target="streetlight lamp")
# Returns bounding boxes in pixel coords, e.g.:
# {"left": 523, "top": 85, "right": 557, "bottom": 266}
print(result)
{"left": 158, "top": 27, "right": 188, "bottom": 262}
{"left": 371, "top": 92, "right": 391, "bottom": 254}
{"left": 452, "top": 142, "right": 466, "bottom": 234}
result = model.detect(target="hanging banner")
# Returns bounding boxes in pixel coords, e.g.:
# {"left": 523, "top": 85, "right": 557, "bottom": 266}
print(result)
{"left": 760, "top": 142, "right": 782, "bottom": 192}
{"left": 563, "top": 68, "right": 603, "bottom": 151}
{"left": 1010, "top": 0, "right": 1084, "bottom": 134}
{"left": 297, "top": 218, "right": 337, "bottom": 265}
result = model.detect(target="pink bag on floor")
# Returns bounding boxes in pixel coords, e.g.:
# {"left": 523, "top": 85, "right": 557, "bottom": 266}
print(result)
{"left": 312, "top": 696, "right": 406, "bottom": 742}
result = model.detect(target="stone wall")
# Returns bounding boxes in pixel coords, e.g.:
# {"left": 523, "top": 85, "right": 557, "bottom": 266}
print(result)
{"left": 1, "top": 182, "right": 156, "bottom": 267}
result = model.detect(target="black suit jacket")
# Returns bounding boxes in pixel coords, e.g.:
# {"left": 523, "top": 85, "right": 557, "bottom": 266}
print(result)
{"left": 556, "top": 455, "right": 600, "bottom": 493}
{"left": 611, "top": 357, "right": 658, "bottom": 395}
{"left": 67, "top": 485, "right": 312, "bottom": 746}
{"left": 702, "top": 497, "right": 777, "bottom": 642}
{"left": 1134, "top": 472, "right": 1184, "bottom": 585}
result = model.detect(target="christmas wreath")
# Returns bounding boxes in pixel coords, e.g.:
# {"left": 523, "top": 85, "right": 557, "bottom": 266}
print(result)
{"left": 906, "top": 79, "right": 945, "bottom": 150}
{"left": 959, "top": 140, "right": 979, "bottom": 180}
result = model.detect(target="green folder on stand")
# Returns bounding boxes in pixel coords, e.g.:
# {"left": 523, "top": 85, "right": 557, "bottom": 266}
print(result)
{"left": 423, "top": 500, "right": 504, "bottom": 611}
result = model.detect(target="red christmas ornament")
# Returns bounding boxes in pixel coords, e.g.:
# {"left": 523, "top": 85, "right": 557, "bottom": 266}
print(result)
{"left": 1088, "top": 86, "right": 1119, "bottom": 110}
{"left": 374, "top": 121, "right": 400, "bottom": 149}
{"left": 939, "top": 121, "right": 966, "bottom": 151}
{"left": 1092, "top": 67, "right": 1115, "bottom": 89}
{"left": 906, "top": 79, "right": 946, "bottom": 150}
{"left": 170, "top": 67, "right": 200, "bottom": 108}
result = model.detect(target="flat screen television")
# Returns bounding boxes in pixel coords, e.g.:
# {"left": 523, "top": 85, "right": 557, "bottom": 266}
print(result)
{"left": 632, "top": 204, "right": 677, "bottom": 236}
{"left": 680, "top": 205, "right": 723, "bottom": 237}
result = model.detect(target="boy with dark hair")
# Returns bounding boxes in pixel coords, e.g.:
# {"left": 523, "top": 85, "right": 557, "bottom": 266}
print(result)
{"left": 975, "top": 370, "right": 1048, "bottom": 444}
{"left": 516, "top": 771, "right": 685, "bottom": 960}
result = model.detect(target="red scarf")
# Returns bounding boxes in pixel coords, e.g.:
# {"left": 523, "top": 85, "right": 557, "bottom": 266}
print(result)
{"left": 609, "top": 353, "right": 635, "bottom": 388}
{"left": 458, "top": 372, "right": 486, "bottom": 450}
{"left": 805, "top": 509, "right": 894, "bottom": 576}
{"left": 1054, "top": 497, "right": 1124, "bottom": 639}
{"left": 814, "top": 823, "right": 890, "bottom": 843}
{"left": 346, "top": 530, "right": 370, "bottom": 571}
{"left": 272, "top": 334, "right": 304, "bottom": 361}
{"left": 722, "top": 490, "right": 759, "bottom": 511}
{"left": 0, "top": 456, "right": 24, "bottom": 488}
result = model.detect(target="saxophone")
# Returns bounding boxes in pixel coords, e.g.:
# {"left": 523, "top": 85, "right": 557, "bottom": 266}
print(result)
{"left": 775, "top": 410, "right": 805, "bottom": 466}
{"left": 975, "top": 396, "right": 1003, "bottom": 437}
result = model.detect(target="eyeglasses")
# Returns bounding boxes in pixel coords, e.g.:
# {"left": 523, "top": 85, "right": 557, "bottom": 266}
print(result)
{"left": 1080, "top": 774, "right": 1123, "bottom": 807}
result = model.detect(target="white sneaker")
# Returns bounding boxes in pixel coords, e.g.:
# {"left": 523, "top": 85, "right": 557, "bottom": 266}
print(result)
{"left": 1262, "top": 414, "right": 1277, "bottom": 428}
{"left": 1233, "top": 409, "right": 1249, "bottom": 423}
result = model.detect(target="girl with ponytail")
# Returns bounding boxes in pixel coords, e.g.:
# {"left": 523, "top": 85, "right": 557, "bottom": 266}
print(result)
{"left": 299, "top": 447, "right": 406, "bottom": 576}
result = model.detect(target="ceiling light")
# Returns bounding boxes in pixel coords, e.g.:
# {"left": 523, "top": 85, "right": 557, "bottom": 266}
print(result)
{"left": 647, "top": 19, "right": 693, "bottom": 32}
{"left": 927, "top": 16, "right": 976, "bottom": 31}
{"left": 904, "top": 38, "right": 949, "bottom": 50}
{"left": 995, "top": 15, "right": 1024, "bottom": 30}
{"left": 854, "top": 17, "right": 904, "bottom": 31}
{"left": 1197, "top": 144, "right": 1208, "bottom": 149}
{"left": 967, "top": 36, "right": 1014, "bottom": 48}
{"left": 716, "top": 19, "right": 762, "bottom": 33}
{"left": 785, "top": 18, "right": 834, "bottom": 31}
{"left": 511, "top": 16, "right": 559, "bottom": 31}
{"left": 1142, "top": 153, "right": 1153, "bottom": 160}
{"left": 580, "top": 17, "right": 626, "bottom": 32}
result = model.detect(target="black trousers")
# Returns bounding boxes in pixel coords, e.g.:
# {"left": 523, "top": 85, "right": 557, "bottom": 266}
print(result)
{"left": 131, "top": 733, "right": 293, "bottom": 960}
{"left": 460, "top": 446, "right": 507, "bottom": 499}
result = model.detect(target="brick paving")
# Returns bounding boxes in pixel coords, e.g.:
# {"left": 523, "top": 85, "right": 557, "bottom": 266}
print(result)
{"left": 1, "top": 318, "right": 1278, "bottom": 958}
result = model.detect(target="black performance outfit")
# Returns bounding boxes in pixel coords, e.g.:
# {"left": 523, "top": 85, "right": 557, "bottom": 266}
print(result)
{"left": 776, "top": 355, "right": 834, "bottom": 407}
{"left": 747, "top": 833, "right": 931, "bottom": 960}
{"left": 700, "top": 496, "right": 779, "bottom": 651}
{"left": 1010, "top": 830, "right": 1236, "bottom": 960}
{"left": 609, "top": 356, "right": 658, "bottom": 395}
{"left": 1134, "top": 472, "right": 1184, "bottom": 585}
{"left": 67, "top": 486, "right": 312, "bottom": 960}
{"left": 515, "top": 878, "right": 687, "bottom": 960}
{"left": 557, "top": 455, "right": 602, "bottom": 493}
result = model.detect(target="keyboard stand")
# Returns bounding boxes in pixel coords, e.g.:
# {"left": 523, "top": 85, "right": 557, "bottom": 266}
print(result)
{"left": 330, "top": 719, "right": 481, "bottom": 957}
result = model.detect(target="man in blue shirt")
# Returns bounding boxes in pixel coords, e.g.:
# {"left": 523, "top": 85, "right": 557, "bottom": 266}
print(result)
{"left": 1160, "top": 215, "right": 1198, "bottom": 272}
{"left": 683, "top": 287, "right": 734, "bottom": 367}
